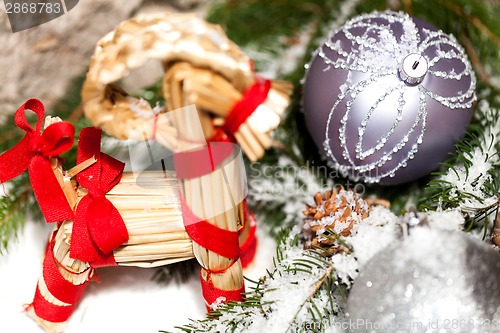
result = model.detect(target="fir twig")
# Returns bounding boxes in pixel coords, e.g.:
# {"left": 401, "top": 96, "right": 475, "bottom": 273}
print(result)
{"left": 436, "top": 0, "right": 500, "bottom": 46}
{"left": 167, "top": 223, "right": 357, "bottom": 333}
{"left": 0, "top": 174, "right": 33, "bottom": 253}
{"left": 460, "top": 29, "right": 491, "bottom": 84}
{"left": 285, "top": 262, "right": 336, "bottom": 333}
{"left": 420, "top": 100, "right": 500, "bottom": 229}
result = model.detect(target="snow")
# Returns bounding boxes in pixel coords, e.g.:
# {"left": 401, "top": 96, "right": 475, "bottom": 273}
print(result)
{"left": 1, "top": 142, "right": 484, "bottom": 333}
{"left": 441, "top": 101, "right": 500, "bottom": 210}
{"left": 0, "top": 217, "right": 276, "bottom": 333}
{"left": 426, "top": 209, "right": 464, "bottom": 231}
{"left": 0, "top": 177, "right": 476, "bottom": 333}
{"left": 248, "top": 155, "right": 326, "bottom": 229}
{"left": 330, "top": 254, "right": 358, "bottom": 286}
{"left": 168, "top": 201, "right": 404, "bottom": 333}
{"left": 346, "top": 226, "right": 500, "bottom": 333}
{"left": 347, "top": 205, "right": 399, "bottom": 267}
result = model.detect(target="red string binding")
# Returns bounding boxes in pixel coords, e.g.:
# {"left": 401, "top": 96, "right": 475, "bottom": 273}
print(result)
{"left": 204, "top": 259, "right": 239, "bottom": 279}
{"left": 152, "top": 114, "right": 159, "bottom": 141}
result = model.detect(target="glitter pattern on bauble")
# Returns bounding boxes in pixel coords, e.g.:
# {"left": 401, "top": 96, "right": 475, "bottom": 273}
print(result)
{"left": 303, "top": 11, "right": 476, "bottom": 184}
{"left": 346, "top": 228, "right": 500, "bottom": 333}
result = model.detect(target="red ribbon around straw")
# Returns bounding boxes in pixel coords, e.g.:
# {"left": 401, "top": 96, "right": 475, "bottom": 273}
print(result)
{"left": 222, "top": 77, "right": 271, "bottom": 137}
{"left": 28, "top": 233, "right": 91, "bottom": 323}
{"left": 0, "top": 98, "right": 75, "bottom": 222}
{"left": 174, "top": 141, "right": 244, "bottom": 306}
{"left": 200, "top": 270, "right": 245, "bottom": 309}
{"left": 70, "top": 127, "right": 128, "bottom": 267}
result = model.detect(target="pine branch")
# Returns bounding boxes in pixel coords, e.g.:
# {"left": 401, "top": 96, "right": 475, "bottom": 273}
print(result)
{"left": 285, "top": 261, "right": 336, "bottom": 333}
{"left": 166, "top": 201, "right": 404, "bottom": 333}
{"left": 420, "top": 100, "right": 500, "bottom": 227}
{"left": 409, "top": 0, "right": 500, "bottom": 89}
{"left": 0, "top": 174, "right": 34, "bottom": 253}
{"left": 436, "top": 0, "right": 500, "bottom": 46}
{"left": 162, "top": 228, "right": 292, "bottom": 333}
{"left": 166, "top": 226, "right": 347, "bottom": 333}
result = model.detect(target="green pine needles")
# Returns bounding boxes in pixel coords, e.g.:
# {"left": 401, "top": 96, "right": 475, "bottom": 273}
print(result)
{"left": 0, "top": 174, "right": 30, "bottom": 253}
{"left": 420, "top": 98, "right": 500, "bottom": 229}
{"left": 167, "top": 227, "right": 347, "bottom": 333}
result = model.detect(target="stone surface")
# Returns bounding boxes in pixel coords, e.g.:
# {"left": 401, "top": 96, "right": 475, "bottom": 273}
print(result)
{"left": 0, "top": 0, "right": 208, "bottom": 119}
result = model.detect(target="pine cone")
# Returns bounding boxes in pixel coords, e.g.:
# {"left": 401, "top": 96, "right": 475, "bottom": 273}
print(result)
{"left": 303, "top": 188, "right": 370, "bottom": 256}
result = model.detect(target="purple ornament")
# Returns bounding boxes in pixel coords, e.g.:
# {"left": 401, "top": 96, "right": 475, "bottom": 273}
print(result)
{"left": 303, "top": 11, "right": 476, "bottom": 185}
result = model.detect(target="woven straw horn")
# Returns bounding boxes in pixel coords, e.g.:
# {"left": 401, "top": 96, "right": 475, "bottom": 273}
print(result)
{"left": 162, "top": 61, "right": 292, "bottom": 161}
{"left": 81, "top": 12, "right": 292, "bottom": 161}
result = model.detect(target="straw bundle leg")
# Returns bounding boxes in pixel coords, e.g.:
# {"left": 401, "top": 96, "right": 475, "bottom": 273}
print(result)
{"left": 26, "top": 221, "right": 94, "bottom": 333}
{"left": 167, "top": 101, "right": 245, "bottom": 308}
{"left": 27, "top": 158, "right": 94, "bottom": 333}
{"left": 163, "top": 63, "right": 262, "bottom": 268}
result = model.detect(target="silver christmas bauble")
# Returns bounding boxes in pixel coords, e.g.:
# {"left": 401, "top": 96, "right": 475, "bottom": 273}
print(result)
{"left": 303, "top": 11, "right": 476, "bottom": 184}
{"left": 346, "top": 228, "right": 500, "bottom": 333}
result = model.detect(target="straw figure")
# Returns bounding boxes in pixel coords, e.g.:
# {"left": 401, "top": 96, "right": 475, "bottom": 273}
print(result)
{"left": 0, "top": 13, "right": 291, "bottom": 333}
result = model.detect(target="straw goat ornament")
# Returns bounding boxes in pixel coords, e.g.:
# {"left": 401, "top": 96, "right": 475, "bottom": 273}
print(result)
{"left": 0, "top": 13, "right": 291, "bottom": 333}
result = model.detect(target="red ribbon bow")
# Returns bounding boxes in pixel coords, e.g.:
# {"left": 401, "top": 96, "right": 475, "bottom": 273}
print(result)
{"left": 0, "top": 99, "right": 75, "bottom": 222}
{"left": 70, "top": 127, "right": 128, "bottom": 267}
